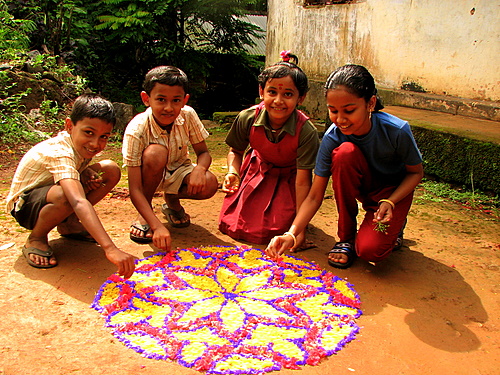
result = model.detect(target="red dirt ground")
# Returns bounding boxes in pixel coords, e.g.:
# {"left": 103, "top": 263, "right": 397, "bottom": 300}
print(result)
{"left": 0, "top": 130, "right": 499, "bottom": 375}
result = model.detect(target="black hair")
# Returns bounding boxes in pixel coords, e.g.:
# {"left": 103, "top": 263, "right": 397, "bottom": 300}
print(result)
{"left": 324, "top": 64, "right": 384, "bottom": 111}
{"left": 143, "top": 66, "right": 189, "bottom": 95}
{"left": 258, "top": 52, "right": 309, "bottom": 97}
{"left": 70, "top": 93, "right": 116, "bottom": 126}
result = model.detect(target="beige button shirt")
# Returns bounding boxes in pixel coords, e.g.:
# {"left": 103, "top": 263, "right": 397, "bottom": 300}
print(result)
{"left": 122, "top": 106, "right": 209, "bottom": 171}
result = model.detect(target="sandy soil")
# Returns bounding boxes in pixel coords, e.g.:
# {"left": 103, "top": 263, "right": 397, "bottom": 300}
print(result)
{"left": 0, "top": 134, "right": 499, "bottom": 375}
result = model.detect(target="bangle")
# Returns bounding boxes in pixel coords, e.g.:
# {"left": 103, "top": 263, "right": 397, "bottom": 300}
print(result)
{"left": 226, "top": 171, "right": 239, "bottom": 179}
{"left": 379, "top": 199, "right": 395, "bottom": 210}
{"left": 283, "top": 231, "right": 297, "bottom": 248}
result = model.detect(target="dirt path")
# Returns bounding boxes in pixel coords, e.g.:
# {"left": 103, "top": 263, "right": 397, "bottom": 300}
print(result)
{"left": 0, "top": 142, "right": 499, "bottom": 375}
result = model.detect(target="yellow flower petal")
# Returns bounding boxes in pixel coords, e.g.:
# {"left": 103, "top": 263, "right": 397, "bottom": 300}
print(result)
{"left": 234, "top": 270, "right": 271, "bottom": 293}
{"left": 216, "top": 267, "right": 240, "bottom": 292}
{"left": 219, "top": 300, "right": 246, "bottom": 333}
{"left": 178, "top": 297, "right": 225, "bottom": 323}
{"left": 175, "top": 271, "right": 222, "bottom": 293}
{"left": 236, "top": 297, "right": 288, "bottom": 319}
{"left": 243, "top": 287, "right": 303, "bottom": 300}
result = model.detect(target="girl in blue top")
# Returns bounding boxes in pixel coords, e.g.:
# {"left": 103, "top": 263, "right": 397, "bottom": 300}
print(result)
{"left": 265, "top": 64, "right": 424, "bottom": 269}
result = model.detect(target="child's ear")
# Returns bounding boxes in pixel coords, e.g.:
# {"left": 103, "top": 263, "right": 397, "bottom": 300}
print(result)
{"left": 140, "top": 91, "right": 150, "bottom": 107}
{"left": 258, "top": 87, "right": 264, "bottom": 100}
{"left": 183, "top": 93, "right": 190, "bottom": 106}
{"left": 64, "top": 117, "right": 74, "bottom": 132}
{"left": 297, "top": 94, "right": 307, "bottom": 106}
{"left": 368, "top": 95, "right": 377, "bottom": 112}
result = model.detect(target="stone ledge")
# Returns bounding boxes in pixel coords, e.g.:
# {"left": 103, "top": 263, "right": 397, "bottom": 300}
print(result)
{"left": 378, "top": 88, "right": 500, "bottom": 122}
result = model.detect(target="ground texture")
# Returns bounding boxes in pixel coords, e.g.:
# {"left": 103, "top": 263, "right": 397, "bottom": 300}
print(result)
{"left": 0, "top": 130, "right": 499, "bottom": 375}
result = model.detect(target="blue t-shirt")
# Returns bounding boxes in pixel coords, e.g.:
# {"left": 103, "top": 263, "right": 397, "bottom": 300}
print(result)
{"left": 315, "top": 112, "right": 422, "bottom": 179}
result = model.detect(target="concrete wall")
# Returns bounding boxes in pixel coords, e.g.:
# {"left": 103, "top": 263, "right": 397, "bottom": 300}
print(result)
{"left": 266, "top": 0, "right": 500, "bottom": 118}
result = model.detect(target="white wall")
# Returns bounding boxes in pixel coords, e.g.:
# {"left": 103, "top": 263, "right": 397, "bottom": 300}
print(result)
{"left": 266, "top": 0, "right": 500, "bottom": 114}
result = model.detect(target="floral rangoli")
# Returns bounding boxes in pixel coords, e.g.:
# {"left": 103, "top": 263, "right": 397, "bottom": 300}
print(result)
{"left": 92, "top": 246, "right": 362, "bottom": 374}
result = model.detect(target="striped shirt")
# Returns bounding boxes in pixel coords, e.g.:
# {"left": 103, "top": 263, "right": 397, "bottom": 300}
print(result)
{"left": 122, "top": 106, "right": 209, "bottom": 171}
{"left": 5, "top": 131, "right": 91, "bottom": 212}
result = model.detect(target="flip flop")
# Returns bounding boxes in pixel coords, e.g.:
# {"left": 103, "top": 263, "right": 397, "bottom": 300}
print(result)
{"left": 22, "top": 245, "right": 57, "bottom": 269}
{"left": 328, "top": 242, "right": 357, "bottom": 269}
{"left": 60, "top": 231, "right": 97, "bottom": 243}
{"left": 161, "top": 204, "right": 190, "bottom": 228}
{"left": 130, "top": 222, "right": 153, "bottom": 244}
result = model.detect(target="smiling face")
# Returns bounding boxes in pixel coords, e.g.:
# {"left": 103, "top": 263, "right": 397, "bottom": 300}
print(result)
{"left": 65, "top": 117, "right": 113, "bottom": 159}
{"left": 326, "top": 86, "right": 376, "bottom": 136}
{"left": 259, "top": 75, "right": 305, "bottom": 128}
{"left": 141, "top": 83, "right": 189, "bottom": 128}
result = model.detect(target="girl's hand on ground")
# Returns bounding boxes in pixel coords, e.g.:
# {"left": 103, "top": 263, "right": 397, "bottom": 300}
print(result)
{"left": 105, "top": 248, "right": 136, "bottom": 279}
{"left": 221, "top": 173, "right": 239, "bottom": 194}
{"left": 265, "top": 235, "right": 294, "bottom": 260}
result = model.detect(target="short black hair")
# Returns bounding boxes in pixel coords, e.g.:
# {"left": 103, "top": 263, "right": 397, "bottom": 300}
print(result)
{"left": 70, "top": 94, "right": 116, "bottom": 126}
{"left": 143, "top": 66, "right": 189, "bottom": 95}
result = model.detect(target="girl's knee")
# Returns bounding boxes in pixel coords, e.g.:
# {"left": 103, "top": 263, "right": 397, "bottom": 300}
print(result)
{"left": 356, "top": 241, "right": 393, "bottom": 263}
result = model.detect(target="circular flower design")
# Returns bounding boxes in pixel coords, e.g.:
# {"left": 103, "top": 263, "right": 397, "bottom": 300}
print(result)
{"left": 92, "top": 246, "right": 362, "bottom": 374}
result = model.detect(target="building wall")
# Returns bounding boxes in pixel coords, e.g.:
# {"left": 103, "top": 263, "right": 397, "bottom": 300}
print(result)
{"left": 266, "top": 0, "right": 500, "bottom": 118}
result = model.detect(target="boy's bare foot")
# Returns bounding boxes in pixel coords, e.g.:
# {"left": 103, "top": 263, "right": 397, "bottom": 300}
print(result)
{"left": 23, "top": 238, "right": 57, "bottom": 268}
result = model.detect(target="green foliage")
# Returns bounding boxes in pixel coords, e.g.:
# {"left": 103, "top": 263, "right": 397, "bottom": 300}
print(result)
{"left": 0, "top": 0, "right": 36, "bottom": 57}
{"left": 419, "top": 179, "right": 500, "bottom": 208}
{"left": 411, "top": 126, "right": 500, "bottom": 195}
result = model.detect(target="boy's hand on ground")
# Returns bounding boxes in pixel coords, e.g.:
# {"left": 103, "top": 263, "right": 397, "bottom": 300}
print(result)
{"left": 187, "top": 166, "right": 206, "bottom": 195}
{"left": 105, "top": 248, "right": 136, "bottom": 279}
{"left": 81, "top": 168, "right": 104, "bottom": 191}
{"left": 152, "top": 226, "right": 172, "bottom": 252}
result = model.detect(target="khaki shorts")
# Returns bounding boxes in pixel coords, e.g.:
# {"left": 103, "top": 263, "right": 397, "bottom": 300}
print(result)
{"left": 159, "top": 159, "right": 195, "bottom": 194}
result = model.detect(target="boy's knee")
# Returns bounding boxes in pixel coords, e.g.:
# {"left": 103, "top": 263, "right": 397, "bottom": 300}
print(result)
{"left": 100, "top": 160, "right": 121, "bottom": 184}
{"left": 204, "top": 172, "right": 219, "bottom": 198}
{"left": 143, "top": 144, "right": 168, "bottom": 167}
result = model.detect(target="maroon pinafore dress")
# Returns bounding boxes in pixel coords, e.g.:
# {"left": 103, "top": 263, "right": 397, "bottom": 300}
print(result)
{"left": 219, "top": 103, "right": 309, "bottom": 244}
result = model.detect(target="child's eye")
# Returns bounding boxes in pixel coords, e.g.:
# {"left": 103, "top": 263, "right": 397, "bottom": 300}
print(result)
{"left": 101, "top": 135, "right": 109, "bottom": 141}
{"left": 345, "top": 109, "right": 354, "bottom": 114}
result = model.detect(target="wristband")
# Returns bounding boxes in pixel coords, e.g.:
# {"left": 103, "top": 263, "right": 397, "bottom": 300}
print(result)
{"left": 378, "top": 199, "right": 395, "bottom": 210}
{"left": 283, "top": 231, "right": 297, "bottom": 248}
{"left": 226, "top": 171, "right": 240, "bottom": 179}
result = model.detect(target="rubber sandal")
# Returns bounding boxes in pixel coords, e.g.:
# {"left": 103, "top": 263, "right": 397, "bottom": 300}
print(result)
{"left": 328, "top": 242, "right": 357, "bottom": 269}
{"left": 60, "top": 231, "right": 96, "bottom": 243}
{"left": 394, "top": 218, "right": 407, "bottom": 250}
{"left": 161, "top": 204, "right": 190, "bottom": 228}
{"left": 22, "top": 246, "right": 57, "bottom": 269}
{"left": 130, "top": 222, "right": 153, "bottom": 244}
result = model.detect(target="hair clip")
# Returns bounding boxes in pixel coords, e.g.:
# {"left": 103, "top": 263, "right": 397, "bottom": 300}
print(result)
{"left": 280, "top": 50, "right": 291, "bottom": 62}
